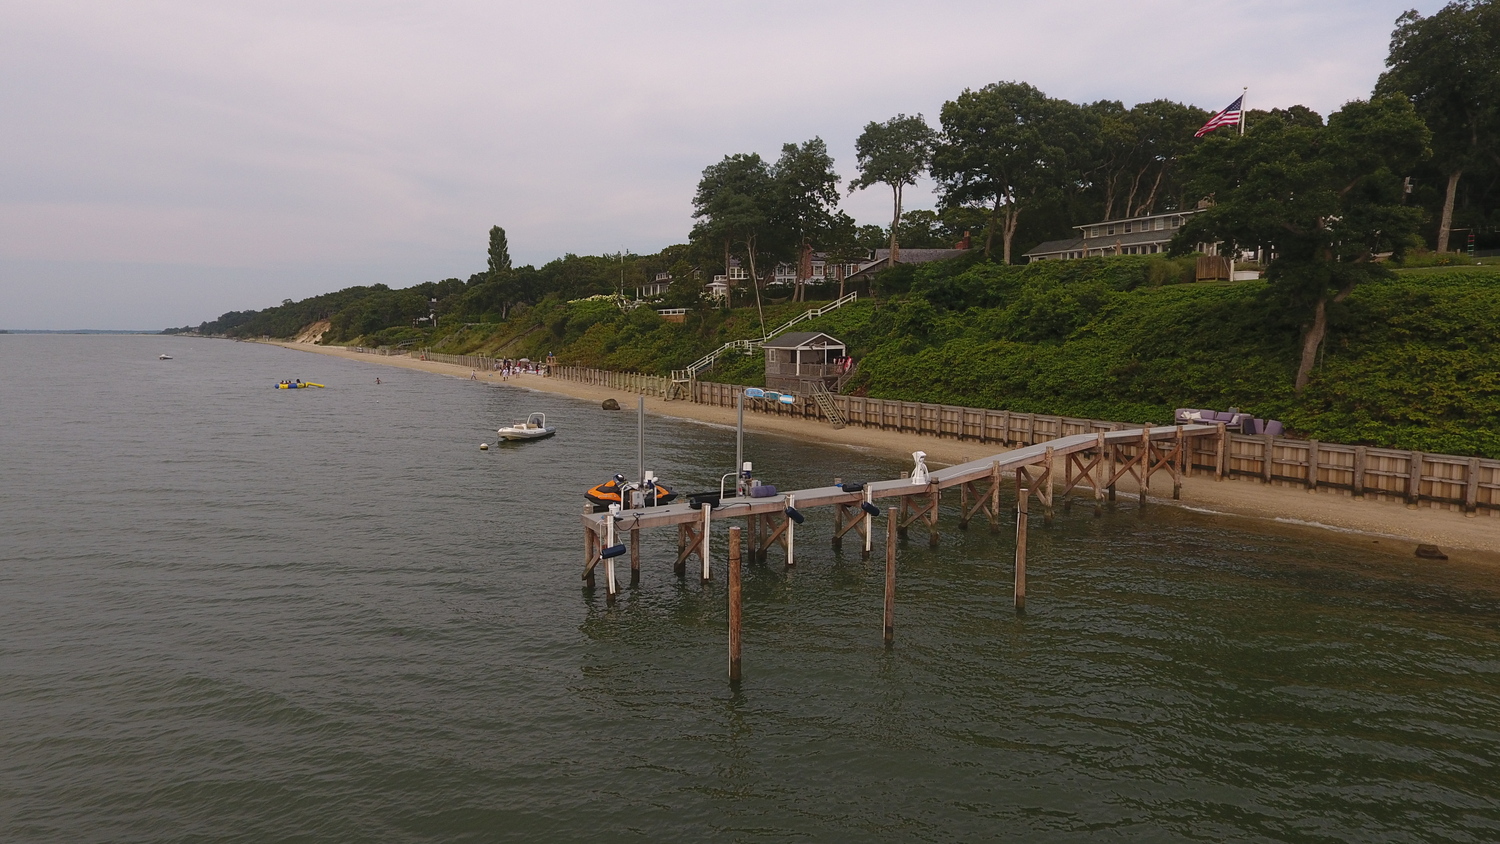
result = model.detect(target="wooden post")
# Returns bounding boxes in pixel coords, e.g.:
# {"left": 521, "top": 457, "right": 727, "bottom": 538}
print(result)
{"left": 605, "top": 512, "right": 618, "bottom": 603}
{"left": 897, "top": 471, "right": 910, "bottom": 538}
{"left": 582, "top": 507, "right": 597, "bottom": 587}
{"left": 1306, "top": 440, "right": 1320, "bottom": 492}
{"left": 884, "top": 506, "right": 897, "bottom": 646}
{"left": 1465, "top": 457, "right": 1481, "bottom": 516}
{"left": 701, "top": 504, "right": 712, "bottom": 582}
{"left": 1262, "top": 433, "right": 1275, "bottom": 484}
{"left": 728, "top": 526, "right": 742, "bottom": 683}
{"left": 1407, "top": 451, "right": 1424, "bottom": 508}
{"left": 1015, "top": 489, "right": 1028, "bottom": 612}
{"left": 1353, "top": 446, "right": 1367, "bottom": 498}
{"left": 1215, "top": 423, "right": 1228, "bottom": 480}
{"left": 959, "top": 481, "right": 970, "bottom": 529}
{"left": 1107, "top": 441, "right": 1118, "bottom": 502}
{"left": 927, "top": 486, "right": 940, "bottom": 547}
{"left": 832, "top": 503, "right": 845, "bottom": 549}
{"left": 1139, "top": 429, "right": 1151, "bottom": 504}
{"left": 675, "top": 524, "right": 687, "bottom": 577}
{"left": 785, "top": 493, "right": 797, "bottom": 567}
{"left": 989, "top": 461, "right": 1002, "bottom": 533}
{"left": 1172, "top": 427, "right": 1183, "bottom": 500}
{"left": 863, "top": 489, "right": 873, "bottom": 560}
{"left": 630, "top": 527, "right": 641, "bottom": 587}
{"left": 1043, "top": 446, "right": 1055, "bottom": 524}
{"left": 1094, "top": 433, "right": 1106, "bottom": 516}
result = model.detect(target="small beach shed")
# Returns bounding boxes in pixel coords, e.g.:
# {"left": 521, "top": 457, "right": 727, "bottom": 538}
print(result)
{"left": 763, "top": 331, "right": 847, "bottom": 394}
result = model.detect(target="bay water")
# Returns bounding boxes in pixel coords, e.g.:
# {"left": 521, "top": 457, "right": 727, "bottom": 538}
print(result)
{"left": 2, "top": 335, "right": 1498, "bottom": 842}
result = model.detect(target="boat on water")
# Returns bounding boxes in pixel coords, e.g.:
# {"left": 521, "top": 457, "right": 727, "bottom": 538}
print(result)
{"left": 158, "top": 354, "right": 173, "bottom": 360}
{"left": 497, "top": 411, "right": 556, "bottom": 441}
{"left": 276, "top": 380, "right": 325, "bottom": 389}
{"left": 585, "top": 473, "right": 677, "bottom": 511}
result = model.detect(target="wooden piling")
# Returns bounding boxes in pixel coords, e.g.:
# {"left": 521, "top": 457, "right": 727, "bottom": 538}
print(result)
{"left": 675, "top": 524, "right": 687, "bottom": 577}
{"left": 728, "top": 526, "right": 742, "bottom": 683}
{"left": 630, "top": 527, "right": 641, "bottom": 587}
{"left": 1465, "top": 457, "right": 1481, "bottom": 516}
{"left": 605, "top": 514, "right": 617, "bottom": 603}
{"left": 785, "top": 493, "right": 797, "bottom": 567}
{"left": 884, "top": 506, "right": 897, "bottom": 645}
{"left": 1094, "top": 433, "right": 1106, "bottom": 516}
{"left": 1215, "top": 423, "right": 1228, "bottom": 480}
{"left": 582, "top": 506, "right": 597, "bottom": 587}
{"left": 927, "top": 486, "right": 940, "bottom": 547}
{"left": 1172, "top": 427, "right": 1183, "bottom": 500}
{"left": 1306, "top": 440, "right": 1320, "bottom": 492}
{"left": 1262, "top": 433, "right": 1275, "bottom": 483}
{"left": 989, "top": 461, "right": 1002, "bottom": 533}
{"left": 701, "top": 504, "right": 712, "bottom": 582}
{"left": 1139, "top": 429, "right": 1151, "bottom": 504}
{"left": 1353, "top": 446, "right": 1367, "bottom": 498}
{"left": 1043, "top": 446, "right": 1055, "bottom": 524}
{"left": 1407, "top": 451, "right": 1424, "bottom": 508}
{"left": 1015, "top": 488, "right": 1028, "bottom": 612}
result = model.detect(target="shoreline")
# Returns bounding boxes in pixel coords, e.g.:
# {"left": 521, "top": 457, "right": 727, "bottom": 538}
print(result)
{"left": 265, "top": 340, "right": 1500, "bottom": 565}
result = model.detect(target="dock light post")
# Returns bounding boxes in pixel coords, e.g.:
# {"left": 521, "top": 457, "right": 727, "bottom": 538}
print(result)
{"left": 735, "top": 388, "right": 795, "bottom": 497}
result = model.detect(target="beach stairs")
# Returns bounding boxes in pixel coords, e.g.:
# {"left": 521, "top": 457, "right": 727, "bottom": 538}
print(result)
{"left": 810, "top": 383, "right": 847, "bottom": 429}
{"left": 670, "top": 292, "right": 860, "bottom": 391}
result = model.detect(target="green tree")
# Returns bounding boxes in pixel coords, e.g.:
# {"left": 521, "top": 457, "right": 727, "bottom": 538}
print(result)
{"left": 851, "top": 114, "right": 936, "bottom": 265}
{"left": 932, "top": 82, "right": 1090, "bottom": 264}
{"left": 1086, "top": 99, "right": 1209, "bottom": 219}
{"left": 1175, "top": 96, "right": 1430, "bottom": 392}
{"left": 692, "top": 153, "right": 776, "bottom": 335}
{"left": 771, "top": 137, "right": 843, "bottom": 300}
{"left": 486, "top": 225, "right": 512, "bottom": 274}
{"left": 1376, "top": 1, "right": 1500, "bottom": 252}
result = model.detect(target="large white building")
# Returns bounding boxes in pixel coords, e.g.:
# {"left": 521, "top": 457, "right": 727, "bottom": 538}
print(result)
{"left": 1024, "top": 210, "right": 1208, "bottom": 261}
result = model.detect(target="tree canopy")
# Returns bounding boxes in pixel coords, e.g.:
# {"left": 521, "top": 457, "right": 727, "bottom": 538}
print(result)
{"left": 1175, "top": 95, "right": 1431, "bottom": 391}
{"left": 851, "top": 114, "right": 936, "bottom": 264}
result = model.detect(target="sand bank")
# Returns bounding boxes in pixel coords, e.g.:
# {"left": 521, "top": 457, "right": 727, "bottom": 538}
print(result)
{"left": 268, "top": 341, "right": 1500, "bottom": 564}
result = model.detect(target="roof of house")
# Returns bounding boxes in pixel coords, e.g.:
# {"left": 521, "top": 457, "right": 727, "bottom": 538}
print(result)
{"left": 1025, "top": 229, "right": 1185, "bottom": 257}
{"left": 762, "top": 331, "right": 844, "bottom": 349}
{"left": 870, "top": 248, "right": 970, "bottom": 263}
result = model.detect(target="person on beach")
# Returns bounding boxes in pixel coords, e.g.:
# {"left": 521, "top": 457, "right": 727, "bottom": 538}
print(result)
{"left": 470, "top": 370, "right": 477, "bottom": 380}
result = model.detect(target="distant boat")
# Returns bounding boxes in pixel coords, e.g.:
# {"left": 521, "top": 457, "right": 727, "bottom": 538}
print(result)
{"left": 497, "top": 411, "right": 556, "bottom": 441}
{"left": 158, "top": 354, "right": 173, "bottom": 360}
{"left": 276, "top": 380, "right": 325, "bottom": 389}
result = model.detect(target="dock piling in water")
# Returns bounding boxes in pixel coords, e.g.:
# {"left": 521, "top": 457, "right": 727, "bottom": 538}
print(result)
{"left": 728, "top": 526, "right": 742, "bottom": 683}
{"left": 884, "top": 506, "right": 897, "bottom": 645}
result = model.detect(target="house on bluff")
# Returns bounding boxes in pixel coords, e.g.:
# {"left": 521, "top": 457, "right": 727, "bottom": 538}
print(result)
{"left": 762, "top": 331, "right": 848, "bottom": 395}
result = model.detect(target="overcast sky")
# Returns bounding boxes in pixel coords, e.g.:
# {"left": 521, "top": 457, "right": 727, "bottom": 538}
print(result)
{"left": 1, "top": 0, "right": 1444, "bottom": 329}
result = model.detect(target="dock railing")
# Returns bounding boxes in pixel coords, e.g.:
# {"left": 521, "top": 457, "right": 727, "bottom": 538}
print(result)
{"left": 550, "top": 364, "right": 1499, "bottom": 514}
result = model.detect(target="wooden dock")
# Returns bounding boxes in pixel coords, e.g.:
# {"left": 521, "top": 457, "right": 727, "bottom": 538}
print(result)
{"left": 579, "top": 423, "right": 1221, "bottom": 678}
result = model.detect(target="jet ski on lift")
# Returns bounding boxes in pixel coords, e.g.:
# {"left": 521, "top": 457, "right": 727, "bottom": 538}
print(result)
{"left": 585, "top": 473, "right": 678, "bottom": 512}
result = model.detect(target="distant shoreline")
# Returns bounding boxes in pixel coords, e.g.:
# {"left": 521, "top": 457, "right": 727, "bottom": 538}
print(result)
{"left": 1, "top": 329, "right": 163, "bottom": 334}
{"left": 265, "top": 339, "right": 1500, "bottom": 564}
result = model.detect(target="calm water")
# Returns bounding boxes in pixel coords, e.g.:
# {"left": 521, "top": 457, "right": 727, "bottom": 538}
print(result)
{"left": 2, "top": 335, "right": 1499, "bottom": 843}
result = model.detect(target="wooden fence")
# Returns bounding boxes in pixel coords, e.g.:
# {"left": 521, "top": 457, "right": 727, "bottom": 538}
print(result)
{"left": 551, "top": 365, "right": 1500, "bottom": 515}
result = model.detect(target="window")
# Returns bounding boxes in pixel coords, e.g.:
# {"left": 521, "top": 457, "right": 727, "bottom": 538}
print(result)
{"left": 1090, "top": 226, "right": 1099, "bottom": 237}
{"left": 1169, "top": 216, "right": 1180, "bottom": 228}
{"left": 1155, "top": 218, "right": 1165, "bottom": 231}
{"left": 1107, "top": 225, "right": 1116, "bottom": 236}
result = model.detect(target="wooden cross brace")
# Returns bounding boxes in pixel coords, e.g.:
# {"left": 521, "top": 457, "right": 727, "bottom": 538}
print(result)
{"left": 958, "top": 462, "right": 1003, "bottom": 532}
{"left": 673, "top": 521, "right": 705, "bottom": 575}
{"left": 832, "top": 502, "right": 867, "bottom": 547}
{"left": 750, "top": 512, "right": 790, "bottom": 562}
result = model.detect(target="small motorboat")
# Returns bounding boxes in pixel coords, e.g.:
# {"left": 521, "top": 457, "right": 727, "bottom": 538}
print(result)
{"left": 158, "top": 354, "right": 173, "bottom": 360}
{"left": 497, "top": 411, "right": 556, "bottom": 441}
{"left": 276, "top": 380, "right": 325, "bottom": 389}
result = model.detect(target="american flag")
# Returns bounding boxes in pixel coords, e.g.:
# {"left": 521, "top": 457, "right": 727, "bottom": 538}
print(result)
{"left": 1195, "top": 95, "right": 1244, "bottom": 137}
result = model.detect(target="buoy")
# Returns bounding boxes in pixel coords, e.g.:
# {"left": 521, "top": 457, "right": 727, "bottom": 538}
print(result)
{"left": 480, "top": 443, "right": 489, "bottom": 450}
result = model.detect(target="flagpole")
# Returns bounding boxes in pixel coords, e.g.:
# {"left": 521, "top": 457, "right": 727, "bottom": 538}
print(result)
{"left": 1240, "top": 86, "right": 1247, "bottom": 136}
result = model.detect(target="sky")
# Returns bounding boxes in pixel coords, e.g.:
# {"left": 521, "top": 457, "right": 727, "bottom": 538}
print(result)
{"left": 0, "top": 0, "right": 1446, "bottom": 329}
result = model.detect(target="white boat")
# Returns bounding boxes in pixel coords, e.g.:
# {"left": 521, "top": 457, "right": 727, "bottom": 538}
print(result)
{"left": 497, "top": 411, "right": 556, "bottom": 441}
{"left": 158, "top": 354, "right": 173, "bottom": 360}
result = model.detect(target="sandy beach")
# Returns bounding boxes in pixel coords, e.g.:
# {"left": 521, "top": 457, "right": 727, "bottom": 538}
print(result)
{"left": 268, "top": 340, "right": 1500, "bottom": 564}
